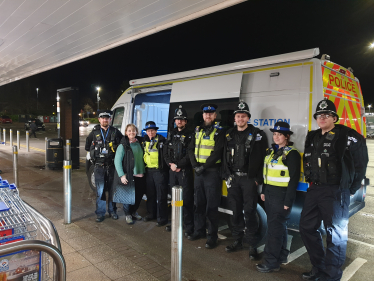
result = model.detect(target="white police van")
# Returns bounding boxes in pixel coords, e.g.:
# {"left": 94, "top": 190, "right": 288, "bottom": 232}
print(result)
{"left": 89, "top": 48, "right": 368, "bottom": 242}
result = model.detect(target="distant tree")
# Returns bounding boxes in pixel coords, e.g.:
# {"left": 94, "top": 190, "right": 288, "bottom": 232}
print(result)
{"left": 83, "top": 104, "right": 93, "bottom": 118}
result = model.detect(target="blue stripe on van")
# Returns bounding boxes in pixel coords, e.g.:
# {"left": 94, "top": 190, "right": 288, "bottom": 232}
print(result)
{"left": 297, "top": 182, "right": 309, "bottom": 192}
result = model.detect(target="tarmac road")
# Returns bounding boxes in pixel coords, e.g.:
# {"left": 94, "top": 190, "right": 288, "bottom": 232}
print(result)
{"left": 0, "top": 122, "right": 373, "bottom": 280}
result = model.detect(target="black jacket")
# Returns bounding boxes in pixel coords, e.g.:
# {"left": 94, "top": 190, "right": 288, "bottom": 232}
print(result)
{"left": 304, "top": 124, "right": 368, "bottom": 194}
{"left": 222, "top": 124, "right": 268, "bottom": 184}
{"left": 163, "top": 127, "right": 193, "bottom": 170}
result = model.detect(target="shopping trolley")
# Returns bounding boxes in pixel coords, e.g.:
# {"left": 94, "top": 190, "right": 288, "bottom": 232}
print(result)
{"left": 0, "top": 177, "right": 66, "bottom": 281}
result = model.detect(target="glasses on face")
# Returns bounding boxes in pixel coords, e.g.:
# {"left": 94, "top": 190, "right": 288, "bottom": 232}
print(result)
{"left": 316, "top": 114, "right": 332, "bottom": 119}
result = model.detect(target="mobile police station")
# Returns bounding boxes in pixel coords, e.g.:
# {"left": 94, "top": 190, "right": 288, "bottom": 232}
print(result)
{"left": 87, "top": 47, "right": 369, "bottom": 243}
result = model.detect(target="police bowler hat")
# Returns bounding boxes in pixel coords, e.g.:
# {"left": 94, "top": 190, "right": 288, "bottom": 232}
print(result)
{"left": 98, "top": 110, "right": 113, "bottom": 118}
{"left": 174, "top": 105, "right": 188, "bottom": 120}
{"left": 144, "top": 121, "right": 159, "bottom": 131}
{"left": 233, "top": 100, "right": 251, "bottom": 118}
{"left": 201, "top": 103, "right": 218, "bottom": 113}
{"left": 313, "top": 99, "right": 339, "bottom": 120}
{"left": 270, "top": 121, "right": 293, "bottom": 135}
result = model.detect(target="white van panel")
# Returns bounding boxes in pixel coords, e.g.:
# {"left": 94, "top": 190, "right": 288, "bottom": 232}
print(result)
{"left": 170, "top": 73, "right": 242, "bottom": 102}
{"left": 243, "top": 91, "right": 309, "bottom": 152}
{"left": 241, "top": 65, "right": 303, "bottom": 93}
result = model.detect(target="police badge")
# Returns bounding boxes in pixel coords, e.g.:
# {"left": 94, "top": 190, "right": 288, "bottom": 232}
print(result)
{"left": 319, "top": 100, "right": 328, "bottom": 110}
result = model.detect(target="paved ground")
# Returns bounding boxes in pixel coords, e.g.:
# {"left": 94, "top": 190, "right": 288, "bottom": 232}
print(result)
{"left": 0, "top": 123, "right": 374, "bottom": 281}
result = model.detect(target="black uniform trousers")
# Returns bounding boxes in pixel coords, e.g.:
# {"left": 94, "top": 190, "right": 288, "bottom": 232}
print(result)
{"left": 227, "top": 176, "right": 259, "bottom": 246}
{"left": 263, "top": 185, "right": 291, "bottom": 267}
{"left": 300, "top": 184, "right": 350, "bottom": 281}
{"left": 146, "top": 168, "right": 168, "bottom": 223}
{"left": 169, "top": 169, "right": 194, "bottom": 233}
{"left": 194, "top": 168, "right": 221, "bottom": 241}
{"left": 124, "top": 176, "right": 146, "bottom": 216}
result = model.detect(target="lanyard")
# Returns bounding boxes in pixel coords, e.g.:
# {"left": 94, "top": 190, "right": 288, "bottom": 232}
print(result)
{"left": 100, "top": 127, "right": 110, "bottom": 144}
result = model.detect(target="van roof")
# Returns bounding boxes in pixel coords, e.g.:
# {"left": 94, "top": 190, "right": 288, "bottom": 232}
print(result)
{"left": 130, "top": 48, "right": 320, "bottom": 87}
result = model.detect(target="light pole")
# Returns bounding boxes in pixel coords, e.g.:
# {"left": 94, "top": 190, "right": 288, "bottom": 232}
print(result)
{"left": 96, "top": 87, "right": 101, "bottom": 111}
{"left": 370, "top": 42, "right": 374, "bottom": 49}
{"left": 36, "top": 88, "right": 39, "bottom": 111}
{"left": 368, "top": 104, "right": 372, "bottom": 113}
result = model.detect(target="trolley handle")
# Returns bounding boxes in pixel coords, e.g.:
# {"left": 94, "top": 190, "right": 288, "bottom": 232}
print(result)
{"left": 0, "top": 240, "right": 66, "bottom": 281}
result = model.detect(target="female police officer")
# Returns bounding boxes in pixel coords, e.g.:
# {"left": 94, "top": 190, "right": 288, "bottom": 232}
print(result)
{"left": 256, "top": 121, "right": 300, "bottom": 273}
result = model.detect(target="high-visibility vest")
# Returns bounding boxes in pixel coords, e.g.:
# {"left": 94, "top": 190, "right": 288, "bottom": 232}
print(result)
{"left": 194, "top": 127, "right": 221, "bottom": 164}
{"left": 144, "top": 137, "right": 159, "bottom": 168}
{"left": 263, "top": 146, "right": 298, "bottom": 187}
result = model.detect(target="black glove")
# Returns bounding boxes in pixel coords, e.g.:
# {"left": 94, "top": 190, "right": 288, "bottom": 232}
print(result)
{"left": 194, "top": 166, "right": 204, "bottom": 176}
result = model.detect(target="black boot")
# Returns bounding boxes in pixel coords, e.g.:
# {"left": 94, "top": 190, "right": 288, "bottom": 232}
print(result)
{"left": 249, "top": 247, "right": 259, "bottom": 260}
{"left": 302, "top": 268, "right": 322, "bottom": 280}
{"left": 225, "top": 239, "right": 243, "bottom": 253}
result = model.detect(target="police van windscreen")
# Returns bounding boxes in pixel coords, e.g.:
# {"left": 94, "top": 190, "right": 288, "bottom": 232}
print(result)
{"left": 133, "top": 91, "right": 171, "bottom": 137}
{"left": 168, "top": 98, "right": 238, "bottom": 133}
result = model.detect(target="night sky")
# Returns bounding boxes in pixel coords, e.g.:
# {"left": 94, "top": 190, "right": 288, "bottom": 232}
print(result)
{"left": 1, "top": 0, "right": 374, "bottom": 115}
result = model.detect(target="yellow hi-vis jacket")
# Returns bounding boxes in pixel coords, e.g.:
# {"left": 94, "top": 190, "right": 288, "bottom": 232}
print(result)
{"left": 144, "top": 137, "right": 159, "bottom": 168}
{"left": 263, "top": 146, "right": 298, "bottom": 187}
{"left": 194, "top": 127, "right": 221, "bottom": 164}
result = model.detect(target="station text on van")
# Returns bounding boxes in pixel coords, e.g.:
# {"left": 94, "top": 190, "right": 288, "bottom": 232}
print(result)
{"left": 250, "top": 119, "right": 290, "bottom": 126}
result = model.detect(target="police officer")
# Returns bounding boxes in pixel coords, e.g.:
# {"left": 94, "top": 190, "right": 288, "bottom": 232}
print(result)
{"left": 142, "top": 121, "right": 169, "bottom": 226}
{"left": 85, "top": 110, "right": 123, "bottom": 222}
{"left": 188, "top": 103, "right": 225, "bottom": 249}
{"left": 300, "top": 99, "right": 368, "bottom": 281}
{"left": 256, "top": 122, "right": 300, "bottom": 273}
{"left": 164, "top": 106, "right": 194, "bottom": 235}
{"left": 222, "top": 101, "right": 267, "bottom": 259}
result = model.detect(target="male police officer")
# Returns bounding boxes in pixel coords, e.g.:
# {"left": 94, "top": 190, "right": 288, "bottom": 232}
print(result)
{"left": 164, "top": 106, "right": 194, "bottom": 235}
{"left": 85, "top": 110, "right": 123, "bottom": 222}
{"left": 222, "top": 101, "right": 268, "bottom": 259}
{"left": 143, "top": 121, "right": 169, "bottom": 226}
{"left": 188, "top": 103, "right": 225, "bottom": 249}
{"left": 300, "top": 99, "right": 368, "bottom": 281}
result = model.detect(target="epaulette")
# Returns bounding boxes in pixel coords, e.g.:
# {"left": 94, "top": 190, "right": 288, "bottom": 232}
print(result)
{"left": 284, "top": 146, "right": 292, "bottom": 152}
{"left": 195, "top": 126, "right": 200, "bottom": 132}
{"left": 214, "top": 124, "right": 222, "bottom": 130}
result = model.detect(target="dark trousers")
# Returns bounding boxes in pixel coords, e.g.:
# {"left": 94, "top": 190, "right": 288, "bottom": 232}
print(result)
{"left": 300, "top": 184, "right": 350, "bottom": 281}
{"left": 146, "top": 169, "right": 168, "bottom": 223}
{"left": 194, "top": 168, "right": 221, "bottom": 241}
{"left": 31, "top": 129, "right": 37, "bottom": 138}
{"left": 263, "top": 185, "right": 291, "bottom": 267}
{"left": 94, "top": 165, "right": 117, "bottom": 216}
{"left": 169, "top": 169, "right": 194, "bottom": 233}
{"left": 123, "top": 176, "right": 146, "bottom": 215}
{"left": 227, "top": 176, "right": 259, "bottom": 246}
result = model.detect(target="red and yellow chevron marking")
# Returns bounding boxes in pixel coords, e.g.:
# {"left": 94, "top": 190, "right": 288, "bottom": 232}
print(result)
{"left": 322, "top": 61, "right": 365, "bottom": 136}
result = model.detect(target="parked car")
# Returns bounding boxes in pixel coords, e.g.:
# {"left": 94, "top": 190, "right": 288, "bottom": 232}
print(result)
{"left": 0, "top": 115, "right": 12, "bottom": 124}
{"left": 25, "top": 119, "right": 45, "bottom": 131}
{"left": 79, "top": 119, "right": 89, "bottom": 127}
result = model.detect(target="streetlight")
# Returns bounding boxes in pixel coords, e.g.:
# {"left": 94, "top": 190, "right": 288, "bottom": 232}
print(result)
{"left": 36, "top": 88, "right": 39, "bottom": 111}
{"left": 368, "top": 104, "right": 372, "bottom": 113}
{"left": 370, "top": 42, "right": 374, "bottom": 49}
{"left": 96, "top": 87, "right": 101, "bottom": 111}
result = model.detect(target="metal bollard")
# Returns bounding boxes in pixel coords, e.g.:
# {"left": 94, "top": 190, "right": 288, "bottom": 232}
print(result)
{"left": 171, "top": 186, "right": 183, "bottom": 281}
{"left": 26, "top": 131, "right": 29, "bottom": 152}
{"left": 13, "top": 146, "right": 19, "bottom": 187}
{"left": 3, "top": 128, "right": 5, "bottom": 145}
{"left": 10, "top": 129, "right": 13, "bottom": 146}
{"left": 65, "top": 139, "right": 71, "bottom": 161}
{"left": 0, "top": 128, "right": 2, "bottom": 143}
{"left": 63, "top": 160, "right": 72, "bottom": 224}
{"left": 45, "top": 137, "right": 48, "bottom": 167}
{"left": 17, "top": 130, "right": 20, "bottom": 149}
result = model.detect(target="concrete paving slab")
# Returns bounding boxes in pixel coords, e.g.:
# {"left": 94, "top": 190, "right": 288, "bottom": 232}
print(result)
{"left": 67, "top": 265, "right": 111, "bottom": 281}
{"left": 63, "top": 251, "right": 92, "bottom": 273}
{"left": 79, "top": 244, "right": 118, "bottom": 264}
{"left": 98, "top": 258, "right": 141, "bottom": 280}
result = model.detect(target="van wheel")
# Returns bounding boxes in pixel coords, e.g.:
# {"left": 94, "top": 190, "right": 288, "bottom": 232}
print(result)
{"left": 87, "top": 165, "right": 96, "bottom": 192}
